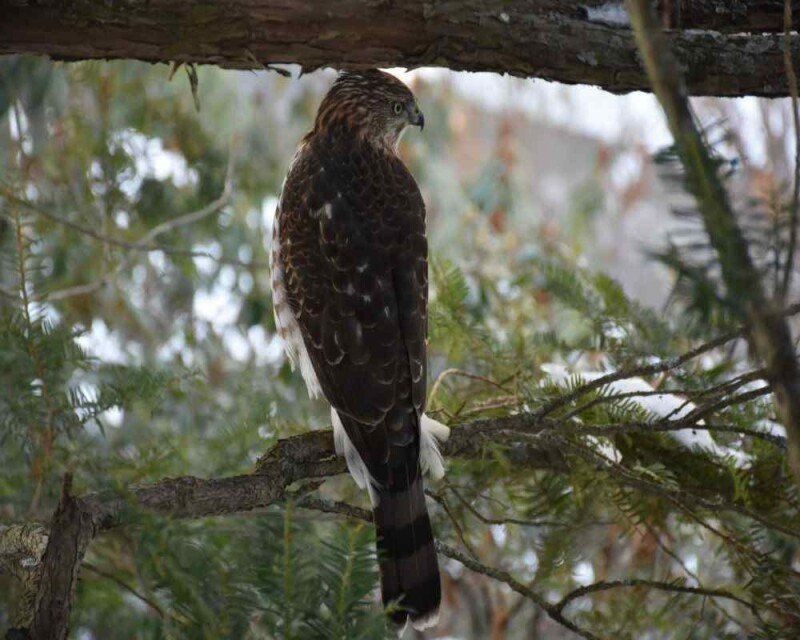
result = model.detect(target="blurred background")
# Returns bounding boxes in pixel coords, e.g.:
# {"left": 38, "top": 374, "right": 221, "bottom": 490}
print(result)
{"left": 0, "top": 58, "right": 797, "bottom": 639}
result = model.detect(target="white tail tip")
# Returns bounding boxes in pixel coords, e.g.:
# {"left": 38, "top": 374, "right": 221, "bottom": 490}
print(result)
{"left": 411, "top": 608, "right": 440, "bottom": 631}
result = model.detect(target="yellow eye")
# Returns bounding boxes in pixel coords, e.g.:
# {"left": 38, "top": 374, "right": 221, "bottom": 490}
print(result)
{"left": 393, "top": 102, "right": 404, "bottom": 115}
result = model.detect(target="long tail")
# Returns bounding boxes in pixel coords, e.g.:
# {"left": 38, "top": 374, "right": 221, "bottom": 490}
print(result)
{"left": 373, "top": 453, "right": 441, "bottom": 630}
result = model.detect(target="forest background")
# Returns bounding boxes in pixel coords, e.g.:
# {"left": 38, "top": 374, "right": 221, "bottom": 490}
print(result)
{"left": 2, "top": 5, "right": 800, "bottom": 636}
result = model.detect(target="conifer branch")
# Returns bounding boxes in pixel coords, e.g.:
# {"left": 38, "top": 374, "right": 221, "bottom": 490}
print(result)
{"left": 3, "top": 314, "right": 798, "bottom": 639}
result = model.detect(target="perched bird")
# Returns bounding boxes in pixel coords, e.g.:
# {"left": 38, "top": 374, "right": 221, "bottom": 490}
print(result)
{"left": 270, "top": 69, "right": 449, "bottom": 630}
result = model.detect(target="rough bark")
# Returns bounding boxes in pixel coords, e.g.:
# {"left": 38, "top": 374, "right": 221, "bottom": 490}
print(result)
{"left": 28, "top": 475, "right": 94, "bottom": 640}
{"left": 626, "top": 0, "right": 800, "bottom": 484}
{"left": 0, "top": 524, "right": 47, "bottom": 630}
{"left": 0, "top": 0, "right": 797, "bottom": 97}
{"left": 516, "top": 0, "right": 798, "bottom": 32}
{"left": 657, "top": 0, "right": 799, "bottom": 32}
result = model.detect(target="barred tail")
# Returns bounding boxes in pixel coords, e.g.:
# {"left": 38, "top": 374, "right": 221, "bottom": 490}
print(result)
{"left": 373, "top": 456, "right": 441, "bottom": 630}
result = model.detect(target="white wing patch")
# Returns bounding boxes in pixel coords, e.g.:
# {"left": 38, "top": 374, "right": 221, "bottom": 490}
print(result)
{"left": 332, "top": 410, "right": 450, "bottom": 506}
{"left": 420, "top": 414, "right": 449, "bottom": 480}
{"left": 411, "top": 607, "right": 440, "bottom": 631}
{"left": 332, "top": 408, "right": 379, "bottom": 505}
{"left": 270, "top": 148, "right": 323, "bottom": 400}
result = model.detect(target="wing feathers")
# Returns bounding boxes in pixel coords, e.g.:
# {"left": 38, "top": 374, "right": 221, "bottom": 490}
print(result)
{"left": 274, "top": 128, "right": 440, "bottom": 628}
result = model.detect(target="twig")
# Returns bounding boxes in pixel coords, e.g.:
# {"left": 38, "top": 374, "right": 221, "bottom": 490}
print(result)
{"left": 434, "top": 541, "right": 604, "bottom": 640}
{"left": 1, "top": 190, "right": 185, "bottom": 254}
{"left": 560, "top": 369, "right": 767, "bottom": 422}
{"left": 534, "top": 324, "right": 747, "bottom": 420}
{"left": 635, "top": 518, "right": 754, "bottom": 630}
{"left": 296, "top": 497, "right": 603, "bottom": 640}
{"left": 135, "top": 148, "right": 235, "bottom": 246}
{"left": 554, "top": 578, "right": 757, "bottom": 616}
{"left": 425, "top": 491, "right": 479, "bottom": 559}
{"left": 555, "top": 435, "right": 800, "bottom": 541}
{"left": 608, "top": 491, "right": 760, "bottom": 632}
{"left": 81, "top": 562, "right": 166, "bottom": 619}
{"left": 2, "top": 147, "right": 240, "bottom": 303}
{"left": 440, "top": 484, "right": 568, "bottom": 528}
{"left": 295, "top": 496, "right": 371, "bottom": 522}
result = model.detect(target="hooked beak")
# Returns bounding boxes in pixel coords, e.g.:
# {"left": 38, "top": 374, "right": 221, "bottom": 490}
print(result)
{"left": 409, "top": 105, "right": 425, "bottom": 130}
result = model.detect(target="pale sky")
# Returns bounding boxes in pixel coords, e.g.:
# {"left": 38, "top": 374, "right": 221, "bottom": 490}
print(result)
{"left": 392, "top": 67, "right": 777, "bottom": 166}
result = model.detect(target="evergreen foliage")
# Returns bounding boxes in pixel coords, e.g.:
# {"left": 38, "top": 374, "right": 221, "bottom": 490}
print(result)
{"left": 1, "top": 57, "right": 799, "bottom": 639}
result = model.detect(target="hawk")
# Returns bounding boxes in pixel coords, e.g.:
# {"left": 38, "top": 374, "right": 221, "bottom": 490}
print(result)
{"left": 271, "top": 69, "right": 449, "bottom": 630}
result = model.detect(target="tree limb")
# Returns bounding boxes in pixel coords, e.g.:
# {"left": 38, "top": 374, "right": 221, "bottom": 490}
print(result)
{"left": 29, "top": 474, "right": 94, "bottom": 640}
{"left": 3, "top": 317, "right": 795, "bottom": 639}
{"left": 0, "top": 1, "right": 798, "bottom": 97}
{"left": 0, "top": 524, "right": 48, "bottom": 629}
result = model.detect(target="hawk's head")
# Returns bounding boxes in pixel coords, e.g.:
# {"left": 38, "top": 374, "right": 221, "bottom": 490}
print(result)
{"left": 312, "top": 69, "right": 424, "bottom": 149}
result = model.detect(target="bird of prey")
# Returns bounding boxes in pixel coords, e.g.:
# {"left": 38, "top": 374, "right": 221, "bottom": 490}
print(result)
{"left": 271, "top": 69, "right": 449, "bottom": 630}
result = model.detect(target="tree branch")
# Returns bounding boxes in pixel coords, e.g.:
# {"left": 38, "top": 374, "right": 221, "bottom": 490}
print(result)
{"left": 0, "top": 524, "right": 48, "bottom": 629}
{"left": 553, "top": 578, "right": 758, "bottom": 616}
{"left": 0, "top": 1, "right": 798, "bottom": 98}
{"left": 29, "top": 474, "right": 94, "bottom": 640}
{"left": 0, "top": 147, "right": 244, "bottom": 302}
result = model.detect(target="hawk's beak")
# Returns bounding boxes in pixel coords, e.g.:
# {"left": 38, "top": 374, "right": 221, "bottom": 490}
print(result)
{"left": 409, "top": 107, "right": 425, "bottom": 131}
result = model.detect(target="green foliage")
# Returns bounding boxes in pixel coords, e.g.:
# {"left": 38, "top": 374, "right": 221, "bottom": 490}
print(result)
{"left": 1, "top": 57, "right": 798, "bottom": 640}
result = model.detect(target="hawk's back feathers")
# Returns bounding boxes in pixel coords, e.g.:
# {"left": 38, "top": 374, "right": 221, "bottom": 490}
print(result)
{"left": 271, "top": 69, "right": 443, "bottom": 629}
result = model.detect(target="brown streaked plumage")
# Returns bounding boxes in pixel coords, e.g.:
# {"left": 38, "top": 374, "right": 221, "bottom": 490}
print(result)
{"left": 270, "top": 70, "right": 448, "bottom": 630}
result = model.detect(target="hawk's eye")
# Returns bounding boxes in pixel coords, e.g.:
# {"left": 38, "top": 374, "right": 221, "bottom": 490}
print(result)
{"left": 392, "top": 102, "right": 404, "bottom": 115}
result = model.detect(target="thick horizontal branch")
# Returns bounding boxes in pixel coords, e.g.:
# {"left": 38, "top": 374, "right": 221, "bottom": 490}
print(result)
{"left": 0, "top": 1, "right": 797, "bottom": 97}
{"left": 31, "top": 401, "right": 787, "bottom": 538}
{"left": 657, "top": 0, "right": 799, "bottom": 32}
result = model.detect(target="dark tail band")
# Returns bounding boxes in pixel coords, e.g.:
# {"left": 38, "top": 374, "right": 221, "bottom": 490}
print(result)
{"left": 373, "top": 459, "right": 441, "bottom": 629}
